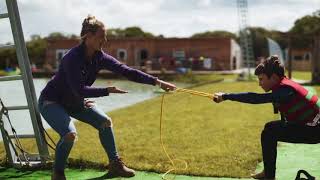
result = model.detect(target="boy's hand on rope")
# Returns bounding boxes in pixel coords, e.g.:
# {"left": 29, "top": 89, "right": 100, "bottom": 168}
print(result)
{"left": 157, "top": 79, "right": 176, "bottom": 91}
{"left": 107, "top": 86, "right": 128, "bottom": 94}
{"left": 213, "top": 92, "right": 225, "bottom": 103}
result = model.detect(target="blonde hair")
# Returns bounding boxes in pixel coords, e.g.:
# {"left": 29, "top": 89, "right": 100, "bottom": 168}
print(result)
{"left": 80, "top": 15, "right": 105, "bottom": 40}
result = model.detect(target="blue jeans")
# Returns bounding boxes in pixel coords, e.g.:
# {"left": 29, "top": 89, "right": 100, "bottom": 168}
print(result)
{"left": 38, "top": 96, "right": 119, "bottom": 172}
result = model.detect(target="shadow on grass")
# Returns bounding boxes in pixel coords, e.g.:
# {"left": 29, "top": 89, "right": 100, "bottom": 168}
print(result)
{"left": 86, "top": 173, "right": 110, "bottom": 180}
{"left": 0, "top": 166, "right": 50, "bottom": 179}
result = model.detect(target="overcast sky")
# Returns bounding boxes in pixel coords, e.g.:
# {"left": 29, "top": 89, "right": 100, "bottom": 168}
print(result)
{"left": 0, "top": 0, "right": 319, "bottom": 44}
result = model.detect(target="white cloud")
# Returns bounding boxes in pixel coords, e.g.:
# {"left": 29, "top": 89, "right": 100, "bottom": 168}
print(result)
{"left": 0, "top": 0, "right": 319, "bottom": 43}
{"left": 197, "top": 0, "right": 212, "bottom": 8}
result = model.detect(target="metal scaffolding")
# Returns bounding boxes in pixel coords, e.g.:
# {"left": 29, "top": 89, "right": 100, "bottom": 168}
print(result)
{"left": 237, "top": 0, "right": 255, "bottom": 78}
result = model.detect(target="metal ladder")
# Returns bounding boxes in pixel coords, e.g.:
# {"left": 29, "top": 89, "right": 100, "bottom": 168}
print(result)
{"left": 0, "top": 0, "right": 50, "bottom": 167}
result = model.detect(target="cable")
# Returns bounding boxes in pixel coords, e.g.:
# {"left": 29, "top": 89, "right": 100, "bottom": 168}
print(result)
{"left": 0, "top": 98, "right": 55, "bottom": 165}
{"left": 38, "top": 121, "right": 56, "bottom": 151}
{"left": 0, "top": 99, "right": 26, "bottom": 165}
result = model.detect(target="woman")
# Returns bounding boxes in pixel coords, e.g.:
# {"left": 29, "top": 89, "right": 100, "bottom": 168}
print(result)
{"left": 39, "top": 15, "right": 176, "bottom": 180}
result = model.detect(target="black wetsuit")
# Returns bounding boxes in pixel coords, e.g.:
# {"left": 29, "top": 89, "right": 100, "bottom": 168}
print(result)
{"left": 222, "top": 87, "right": 320, "bottom": 178}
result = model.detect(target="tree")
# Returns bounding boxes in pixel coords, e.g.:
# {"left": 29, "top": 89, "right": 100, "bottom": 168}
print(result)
{"left": 249, "top": 27, "right": 269, "bottom": 59}
{"left": 289, "top": 14, "right": 320, "bottom": 48}
{"left": 249, "top": 27, "right": 287, "bottom": 48}
{"left": 248, "top": 27, "right": 288, "bottom": 58}
{"left": 123, "top": 26, "right": 155, "bottom": 38}
{"left": 106, "top": 27, "right": 155, "bottom": 38}
{"left": 26, "top": 34, "right": 47, "bottom": 65}
{"left": 30, "top": 34, "right": 42, "bottom": 41}
{"left": 290, "top": 15, "right": 320, "bottom": 35}
{"left": 191, "top": 30, "right": 237, "bottom": 39}
{"left": 124, "top": 27, "right": 144, "bottom": 37}
{"left": 47, "top": 32, "right": 68, "bottom": 40}
{"left": 0, "top": 34, "right": 48, "bottom": 69}
{"left": 69, "top": 34, "right": 79, "bottom": 39}
{"left": 107, "top": 28, "right": 125, "bottom": 38}
{"left": 0, "top": 45, "right": 16, "bottom": 69}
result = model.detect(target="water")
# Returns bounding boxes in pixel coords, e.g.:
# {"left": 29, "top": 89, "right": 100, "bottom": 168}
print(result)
{"left": 0, "top": 78, "right": 187, "bottom": 139}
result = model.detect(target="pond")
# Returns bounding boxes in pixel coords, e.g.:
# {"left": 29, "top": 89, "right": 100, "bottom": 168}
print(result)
{"left": 0, "top": 78, "right": 187, "bottom": 139}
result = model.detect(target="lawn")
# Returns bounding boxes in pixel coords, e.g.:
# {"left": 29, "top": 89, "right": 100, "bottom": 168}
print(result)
{"left": 288, "top": 70, "right": 312, "bottom": 81}
{"left": 99, "top": 81, "right": 277, "bottom": 178}
{"left": 0, "top": 72, "right": 318, "bottom": 178}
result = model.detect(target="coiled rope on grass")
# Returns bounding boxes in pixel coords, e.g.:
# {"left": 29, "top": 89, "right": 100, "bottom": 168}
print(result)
{"left": 160, "top": 88, "right": 214, "bottom": 180}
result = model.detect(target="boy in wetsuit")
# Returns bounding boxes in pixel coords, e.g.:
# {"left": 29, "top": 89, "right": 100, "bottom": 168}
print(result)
{"left": 214, "top": 55, "right": 320, "bottom": 180}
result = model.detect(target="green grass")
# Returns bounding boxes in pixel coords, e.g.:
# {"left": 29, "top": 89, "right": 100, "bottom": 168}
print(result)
{"left": 104, "top": 81, "right": 278, "bottom": 178}
{"left": 0, "top": 167, "right": 240, "bottom": 180}
{"left": 287, "top": 71, "right": 312, "bottom": 81}
{"left": 1, "top": 72, "right": 318, "bottom": 178}
{"left": 172, "top": 72, "right": 237, "bottom": 84}
{"left": 46, "top": 81, "right": 279, "bottom": 178}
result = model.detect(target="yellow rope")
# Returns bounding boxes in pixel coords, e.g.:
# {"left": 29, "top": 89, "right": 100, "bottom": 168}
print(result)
{"left": 176, "top": 88, "right": 214, "bottom": 99}
{"left": 160, "top": 88, "right": 214, "bottom": 180}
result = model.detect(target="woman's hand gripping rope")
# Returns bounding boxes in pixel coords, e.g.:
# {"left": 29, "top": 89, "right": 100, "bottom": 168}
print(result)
{"left": 157, "top": 79, "right": 176, "bottom": 92}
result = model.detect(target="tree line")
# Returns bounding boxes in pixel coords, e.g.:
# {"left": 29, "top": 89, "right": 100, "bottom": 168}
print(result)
{"left": 0, "top": 11, "right": 319, "bottom": 69}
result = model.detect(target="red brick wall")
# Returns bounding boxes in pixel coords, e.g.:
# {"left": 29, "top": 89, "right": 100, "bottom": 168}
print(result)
{"left": 46, "top": 39, "right": 79, "bottom": 67}
{"left": 290, "top": 48, "right": 312, "bottom": 71}
{"left": 46, "top": 37, "right": 232, "bottom": 70}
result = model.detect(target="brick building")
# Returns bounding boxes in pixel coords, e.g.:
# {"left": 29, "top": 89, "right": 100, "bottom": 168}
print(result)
{"left": 289, "top": 48, "right": 313, "bottom": 71}
{"left": 45, "top": 37, "right": 242, "bottom": 71}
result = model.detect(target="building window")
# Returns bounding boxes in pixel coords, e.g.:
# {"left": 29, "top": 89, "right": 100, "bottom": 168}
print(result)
{"left": 173, "top": 50, "right": 185, "bottom": 61}
{"left": 232, "top": 56, "right": 237, "bottom": 70}
{"left": 117, "top": 49, "right": 127, "bottom": 62}
{"left": 139, "top": 49, "right": 148, "bottom": 66}
{"left": 293, "top": 55, "right": 303, "bottom": 61}
{"left": 140, "top": 49, "right": 148, "bottom": 60}
{"left": 56, "top": 49, "right": 69, "bottom": 60}
{"left": 304, "top": 52, "right": 312, "bottom": 61}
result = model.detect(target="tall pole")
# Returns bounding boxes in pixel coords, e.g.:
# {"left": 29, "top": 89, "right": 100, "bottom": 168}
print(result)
{"left": 288, "top": 36, "right": 292, "bottom": 79}
{"left": 312, "top": 36, "right": 320, "bottom": 83}
{"left": 237, "top": 0, "right": 255, "bottom": 80}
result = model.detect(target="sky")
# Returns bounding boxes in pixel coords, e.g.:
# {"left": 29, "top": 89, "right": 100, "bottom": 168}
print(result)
{"left": 0, "top": 0, "right": 319, "bottom": 44}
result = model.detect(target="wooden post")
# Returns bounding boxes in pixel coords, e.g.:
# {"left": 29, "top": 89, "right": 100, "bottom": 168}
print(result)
{"left": 288, "top": 36, "right": 292, "bottom": 79}
{"left": 312, "top": 36, "right": 320, "bottom": 83}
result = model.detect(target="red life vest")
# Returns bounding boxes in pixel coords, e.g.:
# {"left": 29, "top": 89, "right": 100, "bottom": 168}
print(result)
{"left": 272, "top": 77, "right": 320, "bottom": 125}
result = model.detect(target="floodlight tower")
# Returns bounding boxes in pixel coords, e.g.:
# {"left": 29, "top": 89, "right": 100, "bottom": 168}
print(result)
{"left": 237, "top": 0, "right": 255, "bottom": 79}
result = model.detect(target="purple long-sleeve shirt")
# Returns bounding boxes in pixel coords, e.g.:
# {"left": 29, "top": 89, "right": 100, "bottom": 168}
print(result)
{"left": 40, "top": 43, "right": 157, "bottom": 111}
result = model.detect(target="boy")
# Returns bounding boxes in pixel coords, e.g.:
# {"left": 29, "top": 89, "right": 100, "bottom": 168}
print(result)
{"left": 214, "top": 55, "right": 320, "bottom": 180}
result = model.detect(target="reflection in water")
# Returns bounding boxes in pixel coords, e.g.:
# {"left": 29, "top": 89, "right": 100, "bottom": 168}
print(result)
{"left": 0, "top": 78, "right": 187, "bottom": 139}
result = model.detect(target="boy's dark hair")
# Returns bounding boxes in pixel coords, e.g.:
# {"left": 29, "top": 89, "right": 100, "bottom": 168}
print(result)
{"left": 80, "top": 15, "right": 105, "bottom": 40}
{"left": 254, "top": 55, "right": 285, "bottom": 78}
